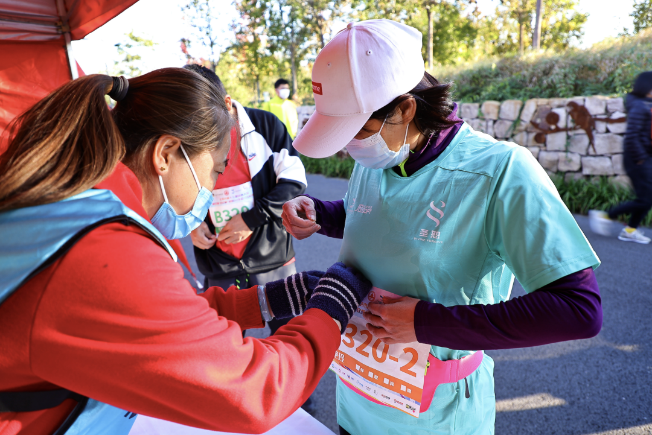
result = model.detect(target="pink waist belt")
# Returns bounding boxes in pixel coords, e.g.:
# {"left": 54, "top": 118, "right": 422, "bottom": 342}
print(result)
{"left": 341, "top": 351, "right": 484, "bottom": 413}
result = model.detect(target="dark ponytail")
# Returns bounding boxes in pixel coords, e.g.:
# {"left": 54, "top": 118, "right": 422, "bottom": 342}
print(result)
{"left": 0, "top": 68, "right": 233, "bottom": 212}
{"left": 0, "top": 75, "right": 123, "bottom": 211}
{"left": 369, "top": 72, "right": 457, "bottom": 134}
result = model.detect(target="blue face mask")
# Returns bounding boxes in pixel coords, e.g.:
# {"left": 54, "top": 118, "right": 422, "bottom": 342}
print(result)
{"left": 150, "top": 144, "right": 214, "bottom": 240}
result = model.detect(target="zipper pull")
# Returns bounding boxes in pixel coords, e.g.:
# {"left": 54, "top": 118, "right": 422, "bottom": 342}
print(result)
{"left": 464, "top": 377, "right": 470, "bottom": 399}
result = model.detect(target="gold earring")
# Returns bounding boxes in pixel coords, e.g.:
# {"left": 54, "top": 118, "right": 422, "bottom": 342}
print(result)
{"left": 160, "top": 166, "right": 166, "bottom": 171}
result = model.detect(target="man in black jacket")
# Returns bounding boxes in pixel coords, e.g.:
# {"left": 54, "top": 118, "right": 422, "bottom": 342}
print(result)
{"left": 186, "top": 65, "right": 308, "bottom": 324}
{"left": 590, "top": 71, "right": 652, "bottom": 244}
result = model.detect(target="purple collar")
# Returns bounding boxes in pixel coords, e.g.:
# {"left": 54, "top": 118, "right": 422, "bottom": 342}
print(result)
{"left": 393, "top": 103, "right": 463, "bottom": 177}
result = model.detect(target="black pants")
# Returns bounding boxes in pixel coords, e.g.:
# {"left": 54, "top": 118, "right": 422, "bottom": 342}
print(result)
{"left": 609, "top": 157, "right": 652, "bottom": 228}
{"left": 339, "top": 426, "right": 352, "bottom": 435}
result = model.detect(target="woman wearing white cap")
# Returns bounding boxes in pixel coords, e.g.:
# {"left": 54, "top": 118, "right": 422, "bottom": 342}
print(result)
{"left": 283, "top": 19, "right": 603, "bottom": 434}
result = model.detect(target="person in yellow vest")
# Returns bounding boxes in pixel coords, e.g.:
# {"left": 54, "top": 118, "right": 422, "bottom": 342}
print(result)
{"left": 262, "top": 79, "right": 299, "bottom": 138}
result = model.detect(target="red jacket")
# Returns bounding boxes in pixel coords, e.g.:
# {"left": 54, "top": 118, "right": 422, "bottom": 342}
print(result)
{"left": 0, "top": 163, "right": 340, "bottom": 435}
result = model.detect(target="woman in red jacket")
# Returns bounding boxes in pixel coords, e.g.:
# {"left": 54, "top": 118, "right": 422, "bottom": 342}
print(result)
{"left": 0, "top": 69, "right": 370, "bottom": 435}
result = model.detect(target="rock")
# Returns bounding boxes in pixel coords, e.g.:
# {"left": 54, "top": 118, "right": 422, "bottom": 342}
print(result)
{"left": 585, "top": 96, "right": 608, "bottom": 115}
{"left": 526, "top": 132, "right": 541, "bottom": 146}
{"left": 460, "top": 103, "right": 479, "bottom": 120}
{"left": 606, "top": 111, "right": 627, "bottom": 134}
{"left": 551, "top": 107, "right": 568, "bottom": 128}
{"left": 539, "top": 151, "right": 560, "bottom": 172}
{"left": 546, "top": 132, "right": 568, "bottom": 151}
{"left": 568, "top": 134, "right": 589, "bottom": 155}
{"left": 520, "top": 99, "right": 538, "bottom": 124}
{"left": 568, "top": 96, "right": 585, "bottom": 107}
{"left": 484, "top": 120, "right": 495, "bottom": 137}
{"left": 549, "top": 98, "right": 568, "bottom": 108}
{"left": 527, "top": 146, "right": 540, "bottom": 159}
{"left": 469, "top": 118, "right": 483, "bottom": 131}
{"left": 611, "top": 175, "right": 632, "bottom": 189}
{"left": 493, "top": 120, "right": 513, "bottom": 139}
{"left": 582, "top": 156, "right": 614, "bottom": 175}
{"left": 568, "top": 126, "right": 584, "bottom": 135}
{"left": 499, "top": 100, "right": 523, "bottom": 121}
{"left": 594, "top": 121, "right": 607, "bottom": 134}
{"left": 594, "top": 133, "right": 624, "bottom": 155}
{"left": 297, "top": 106, "right": 316, "bottom": 134}
{"left": 558, "top": 152, "right": 581, "bottom": 172}
{"left": 611, "top": 154, "right": 626, "bottom": 175}
{"left": 607, "top": 97, "right": 625, "bottom": 113}
{"left": 511, "top": 120, "right": 529, "bottom": 134}
{"left": 481, "top": 101, "right": 500, "bottom": 120}
{"left": 512, "top": 131, "right": 527, "bottom": 146}
{"left": 528, "top": 105, "right": 553, "bottom": 132}
{"left": 564, "top": 172, "right": 584, "bottom": 182}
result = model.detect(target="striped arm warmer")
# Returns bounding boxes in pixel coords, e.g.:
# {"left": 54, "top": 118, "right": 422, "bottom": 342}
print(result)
{"left": 265, "top": 271, "right": 325, "bottom": 320}
{"left": 306, "top": 262, "right": 373, "bottom": 333}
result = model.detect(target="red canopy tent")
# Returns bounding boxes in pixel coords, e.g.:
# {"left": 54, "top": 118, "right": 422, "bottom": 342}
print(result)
{"left": 0, "top": 0, "right": 199, "bottom": 283}
{"left": 0, "top": 0, "right": 139, "bottom": 152}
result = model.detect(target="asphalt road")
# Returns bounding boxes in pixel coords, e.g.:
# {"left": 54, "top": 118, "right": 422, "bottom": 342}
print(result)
{"left": 180, "top": 174, "right": 652, "bottom": 435}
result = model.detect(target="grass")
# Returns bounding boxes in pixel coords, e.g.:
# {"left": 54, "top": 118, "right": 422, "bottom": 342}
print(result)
{"left": 552, "top": 175, "right": 652, "bottom": 227}
{"left": 433, "top": 29, "right": 652, "bottom": 102}
{"left": 300, "top": 155, "right": 355, "bottom": 180}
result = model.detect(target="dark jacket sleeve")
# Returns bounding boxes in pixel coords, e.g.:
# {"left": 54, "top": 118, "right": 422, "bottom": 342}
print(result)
{"left": 242, "top": 181, "right": 306, "bottom": 229}
{"left": 625, "top": 100, "right": 652, "bottom": 162}
{"left": 414, "top": 268, "right": 602, "bottom": 350}
{"left": 241, "top": 107, "right": 307, "bottom": 229}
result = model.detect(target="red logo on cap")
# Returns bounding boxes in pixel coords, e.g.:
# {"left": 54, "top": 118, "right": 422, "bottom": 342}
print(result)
{"left": 312, "top": 81, "right": 323, "bottom": 95}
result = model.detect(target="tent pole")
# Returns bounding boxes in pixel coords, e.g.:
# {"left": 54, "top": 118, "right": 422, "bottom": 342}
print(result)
{"left": 56, "top": 0, "right": 78, "bottom": 80}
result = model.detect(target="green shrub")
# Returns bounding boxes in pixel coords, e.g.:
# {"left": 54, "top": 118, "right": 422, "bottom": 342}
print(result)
{"left": 300, "top": 155, "right": 355, "bottom": 179}
{"left": 552, "top": 175, "right": 652, "bottom": 227}
{"left": 434, "top": 29, "right": 652, "bottom": 102}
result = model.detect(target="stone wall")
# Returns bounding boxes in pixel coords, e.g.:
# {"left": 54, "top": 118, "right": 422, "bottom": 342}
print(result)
{"left": 297, "top": 96, "right": 630, "bottom": 186}
{"left": 458, "top": 96, "right": 629, "bottom": 186}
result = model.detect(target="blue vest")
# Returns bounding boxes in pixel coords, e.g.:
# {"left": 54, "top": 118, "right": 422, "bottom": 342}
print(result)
{"left": 0, "top": 189, "right": 177, "bottom": 435}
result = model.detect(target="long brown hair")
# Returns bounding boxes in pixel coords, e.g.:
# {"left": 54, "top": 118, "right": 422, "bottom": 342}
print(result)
{"left": 0, "top": 68, "right": 232, "bottom": 212}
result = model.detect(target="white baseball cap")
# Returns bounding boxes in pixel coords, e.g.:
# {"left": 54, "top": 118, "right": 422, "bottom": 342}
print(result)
{"left": 293, "top": 19, "right": 425, "bottom": 158}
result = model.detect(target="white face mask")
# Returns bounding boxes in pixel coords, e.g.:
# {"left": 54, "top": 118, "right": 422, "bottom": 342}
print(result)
{"left": 278, "top": 88, "right": 290, "bottom": 100}
{"left": 346, "top": 118, "right": 411, "bottom": 170}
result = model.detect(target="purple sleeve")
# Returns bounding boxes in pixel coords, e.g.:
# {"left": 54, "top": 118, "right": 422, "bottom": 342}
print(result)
{"left": 414, "top": 268, "right": 602, "bottom": 350}
{"left": 303, "top": 195, "right": 346, "bottom": 239}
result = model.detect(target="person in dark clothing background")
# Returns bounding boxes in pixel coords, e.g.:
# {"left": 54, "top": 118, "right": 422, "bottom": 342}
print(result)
{"left": 590, "top": 71, "right": 652, "bottom": 244}
{"left": 184, "top": 65, "right": 317, "bottom": 414}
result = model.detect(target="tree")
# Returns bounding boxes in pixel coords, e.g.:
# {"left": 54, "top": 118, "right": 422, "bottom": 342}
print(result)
{"left": 267, "top": 0, "right": 312, "bottom": 96}
{"left": 498, "top": 0, "right": 536, "bottom": 55}
{"left": 353, "top": 0, "right": 416, "bottom": 21}
{"left": 231, "top": 0, "right": 277, "bottom": 105}
{"left": 353, "top": 0, "right": 478, "bottom": 67}
{"left": 532, "top": 0, "right": 543, "bottom": 50}
{"left": 631, "top": 0, "right": 652, "bottom": 34}
{"left": 181, "top": 0, "right": 227, "bottom": 70}
{"left": 113, "top": 32, "right": 156, "bottom": 78}
{"left": 488, "top": 0, "right": 586, "bottom": 55}
{"left": 538, "top": 0, "right": 587, "bottom": 50}
{"left": 301, "top": 0, "right": 348, "bottom": 50}
{"left": 407, "top": 2, "right": 478, "bottom": 66}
